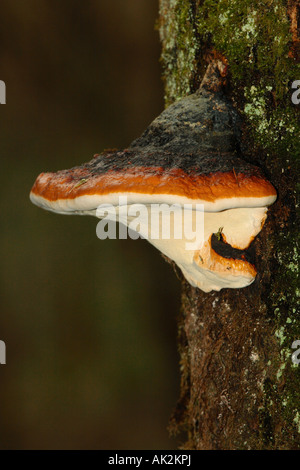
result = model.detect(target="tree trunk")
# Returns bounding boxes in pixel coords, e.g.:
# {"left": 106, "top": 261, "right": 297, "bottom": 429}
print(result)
{"left": 158, "top": 0, "right": 300, "bottom": 450}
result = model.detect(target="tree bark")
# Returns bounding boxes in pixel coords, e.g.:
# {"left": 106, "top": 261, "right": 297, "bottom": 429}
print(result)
{"left": 158, "top": 0, "right": 300, "bottom": 450}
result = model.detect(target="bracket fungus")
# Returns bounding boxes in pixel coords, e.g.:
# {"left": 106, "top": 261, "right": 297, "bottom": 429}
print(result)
{"left": 30, "top": 63, "right": 276, "bottom": 292}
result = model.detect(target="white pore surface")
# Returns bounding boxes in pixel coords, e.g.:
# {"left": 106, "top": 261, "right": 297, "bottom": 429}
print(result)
{"left": 96, "top": 204, "right": 268, "bottom": 292}
{"left": 30, "top": 190, "right": 272, "bottom": 292}
{"left": 30, "top": 191, "right": 276, "bottom": 213}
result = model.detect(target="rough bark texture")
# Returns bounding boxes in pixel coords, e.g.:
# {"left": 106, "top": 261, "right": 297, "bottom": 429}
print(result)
{"left": 159, "top": 0, "right": 300, "bottom": 449}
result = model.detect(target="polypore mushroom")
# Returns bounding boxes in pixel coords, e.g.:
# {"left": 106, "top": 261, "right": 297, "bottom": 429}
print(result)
{"left": 30, "top": 63, "right": 277, "bottom": 292}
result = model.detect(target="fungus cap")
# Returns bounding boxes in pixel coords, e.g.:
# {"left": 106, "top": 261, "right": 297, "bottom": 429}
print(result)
{"left": 30, "top": 79, "right": 277, "bottom": 292}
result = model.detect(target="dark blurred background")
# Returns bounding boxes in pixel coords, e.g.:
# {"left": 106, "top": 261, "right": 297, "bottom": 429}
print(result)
{"left": 0, "top": 0, "right": 181, "bottom": 449}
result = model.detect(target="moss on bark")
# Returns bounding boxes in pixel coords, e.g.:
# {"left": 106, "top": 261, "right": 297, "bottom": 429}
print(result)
{"left": 159, "top": 0, "right": 300, "bottom": 449}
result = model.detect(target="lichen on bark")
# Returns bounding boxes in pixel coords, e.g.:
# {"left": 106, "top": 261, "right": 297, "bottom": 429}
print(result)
{"left": 159, "top": 0, "right": 300, "bottom": 449}
{"left": 159, "top": 0, "right": 202, "bottom": 104}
